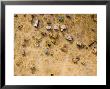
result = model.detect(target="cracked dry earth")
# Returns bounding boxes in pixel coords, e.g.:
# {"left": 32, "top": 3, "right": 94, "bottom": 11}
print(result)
{"left": 14, "top": 14, "right": 97, "bottom": 76}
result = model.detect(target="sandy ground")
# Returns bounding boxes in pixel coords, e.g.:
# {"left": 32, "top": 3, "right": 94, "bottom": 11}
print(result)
{"left": 14, "top": 14, "right": 97, "bottom": 76}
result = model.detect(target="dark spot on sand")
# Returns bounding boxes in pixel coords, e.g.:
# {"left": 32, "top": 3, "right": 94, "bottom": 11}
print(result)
{"left": 51, "top": 74, "right": 54, "bottom": 76}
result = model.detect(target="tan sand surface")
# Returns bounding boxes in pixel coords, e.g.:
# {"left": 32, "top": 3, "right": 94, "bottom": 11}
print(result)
{"left": 14, "top": 14, "right": 97, "bottom": 76}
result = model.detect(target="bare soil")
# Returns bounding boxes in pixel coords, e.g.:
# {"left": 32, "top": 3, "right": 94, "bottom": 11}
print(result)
{"left": 14, "top": 14, "right": 97, "bottom": 76}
